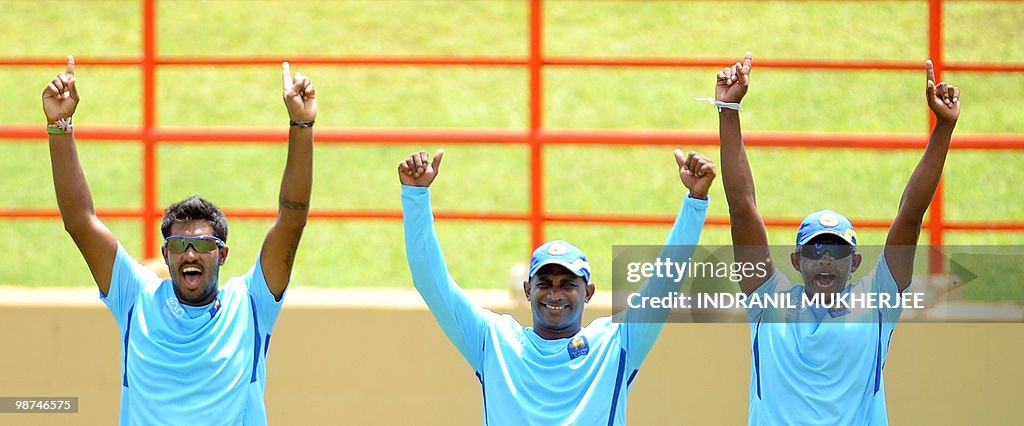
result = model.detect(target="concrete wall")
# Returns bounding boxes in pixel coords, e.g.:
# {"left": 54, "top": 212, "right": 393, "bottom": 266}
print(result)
{"left": 2, "top": 298, "right": 1022, "bottom": 425}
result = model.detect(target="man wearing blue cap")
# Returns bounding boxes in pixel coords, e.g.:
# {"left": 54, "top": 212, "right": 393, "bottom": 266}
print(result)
{"left": 398, "top": 148, "right": 715, "bottom": 424}
{"left": 714, "top": 52, "right": 961, "bottom": 424}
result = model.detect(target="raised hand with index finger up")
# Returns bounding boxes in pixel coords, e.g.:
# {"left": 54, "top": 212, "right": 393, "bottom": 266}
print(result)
{"left": 716, "top": 52, "right": 752, "bottom": 104}
{"left": 282, "top": 61, "right": 317, "bottom": 123}
{"left": 925, "top": 60, "right": 960, "bottom": 123}
{"left": 42, "top": 55, "right": 79, "bottom": 127}
{"left": 675, "top": 149, "right": 715, "bottom": 200}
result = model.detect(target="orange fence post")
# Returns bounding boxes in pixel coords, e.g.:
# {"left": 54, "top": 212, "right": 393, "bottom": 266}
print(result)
{"left": 927, "top": 0, "right": 945, "bottom": 275}
{"left": 142, "top": 0, "right": 159, "bottom": 259}
{"left": 529, "top": 0, "right": 545, "bottom": 253}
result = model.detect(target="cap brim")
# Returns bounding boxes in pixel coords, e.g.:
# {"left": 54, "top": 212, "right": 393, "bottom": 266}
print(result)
{"left": 797, "top": 230, "right": 856, "bottom": 246}
{"left": 529, "top": 260, "right": 587, "bottom": 278}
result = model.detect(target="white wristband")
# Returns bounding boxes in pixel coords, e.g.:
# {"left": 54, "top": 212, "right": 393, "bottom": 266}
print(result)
{"left": 695, "top": 97, "right": 742, "bottom": 112}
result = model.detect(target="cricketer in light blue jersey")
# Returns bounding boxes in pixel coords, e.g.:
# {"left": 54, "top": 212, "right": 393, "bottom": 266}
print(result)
{"left": 103, "top": 244, "right": 284, "bottom": 424}
{"left": 44, "top": 57, "right": 318, "bottom": 424}
{"left": 745, "top": 213, "right": 903, "bottom": 425}
{"left": 715, "top": 52, "right": 961, "bottom": 425}
{"left": 398, "top": 148, "right": 716, "bottom": 425}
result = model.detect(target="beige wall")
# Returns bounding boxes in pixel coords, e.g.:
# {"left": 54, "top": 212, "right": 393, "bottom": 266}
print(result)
{"left": 2, "top": 303, "right": 1022, "bottom": 425}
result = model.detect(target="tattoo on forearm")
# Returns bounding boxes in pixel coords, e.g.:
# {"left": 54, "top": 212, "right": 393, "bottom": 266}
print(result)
{"left": 280, "top": 198, "right": 309, "bottom": 211}
{"left": 284, "top": 244, "right": 298, "bottom": 269}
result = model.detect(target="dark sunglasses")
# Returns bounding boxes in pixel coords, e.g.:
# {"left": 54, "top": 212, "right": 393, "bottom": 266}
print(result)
{"left": 164, "top": 235, "right": 225, "bottom": 254}
{"left": 798, "top": 242, "right": 854, "bottom": 260}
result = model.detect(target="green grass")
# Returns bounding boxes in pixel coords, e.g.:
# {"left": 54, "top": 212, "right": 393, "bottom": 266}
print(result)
{"left": 158, "top": 1, "right": 528, "bottom": 57}
{"left": 0, "top": 67, "right": 142, "bottom": 126}
{"left": 545, "top": 1, "right": 928, "bottom": 60}
{"left": 2, "top": 1, "right": 1023, "bottom": 301}
{"left": 2, "top": 1, "right": 141, "bottom": 57}
{"left": 157, "top": 66, "right": 527, "bottom": 128}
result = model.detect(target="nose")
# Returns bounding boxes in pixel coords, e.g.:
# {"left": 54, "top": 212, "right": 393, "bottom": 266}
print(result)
{"left": 817, "top": 253, "right": 834, "bottom": 265}
{"left": 181, "top": 245, "right": 200, "bottom": 259}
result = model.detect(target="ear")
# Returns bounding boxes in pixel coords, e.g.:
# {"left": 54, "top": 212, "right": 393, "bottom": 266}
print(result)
{"left": 219, "top": 245, "right": 229, "bottom": 266}
{"left": 162, "top": 246, "right": 169, "bottom": 265}
{"left": 522, "top": 280, "right": 531, "bottom": 301}
{"left": 584, "top": 282, "right": 595, "bottom": 303}
{"left": 790, "top": 252, "right": 801, "bottom": 271}
{"left": 850, "top": 253, "right": 862, "bottom": 273}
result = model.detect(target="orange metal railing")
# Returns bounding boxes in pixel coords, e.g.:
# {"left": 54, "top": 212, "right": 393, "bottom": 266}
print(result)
{"left": 2, "top": 0, "right": 1022, "bottom": 274}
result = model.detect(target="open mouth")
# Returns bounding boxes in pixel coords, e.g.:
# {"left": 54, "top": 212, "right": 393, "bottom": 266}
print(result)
{"left": 814, "top": 272, "right": 836, "bottom": 289}
{"left": 181, "top": 265, "right": 204, "bottom": 288}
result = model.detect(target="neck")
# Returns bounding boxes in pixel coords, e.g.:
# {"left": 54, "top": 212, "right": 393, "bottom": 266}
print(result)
{"left": 175, "top": 287, "right": 219, "bottom": 306}
{"left": 533, "top": 324, "right": 581, "bottom": 340}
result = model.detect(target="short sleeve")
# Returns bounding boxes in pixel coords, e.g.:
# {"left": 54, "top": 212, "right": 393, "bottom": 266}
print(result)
{"left": 867, "top": 251, "right": 903, "bottom": 325}
{"left": 246, "top": 252, "right": 286, "bottom": 332}
{"left": 746, "top": 269, "right": 787, "bottom": 323}
{"left": 100, "top": 243, "right": 159, "bottom": 330}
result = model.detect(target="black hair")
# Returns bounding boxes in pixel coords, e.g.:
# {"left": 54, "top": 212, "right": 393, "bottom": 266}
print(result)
{"left": 160, "top": 195, "right": 228, "bottom": 242}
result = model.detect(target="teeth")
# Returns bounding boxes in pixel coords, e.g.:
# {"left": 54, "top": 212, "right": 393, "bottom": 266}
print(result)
{"left": 545, "top": 304, "right": 564, "bottom": 310}
{"left": 183, "top": 266, "right": 202, "bottom": 274}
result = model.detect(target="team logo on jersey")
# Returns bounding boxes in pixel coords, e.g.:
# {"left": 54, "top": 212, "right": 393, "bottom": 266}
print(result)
{"left": 165, "top": 296, "right": 186, "bottom": 319}
{"left": 567, "top": 336, "right": 590, "bottom": 360}
{"left": 786, "top": 306, "right": 804, "bottom": 322}
{"left": 827, "top": 306, "right": 850, "bottom": 319}
{"left": 209, "top": 298, "right": 221, "bottom": 318}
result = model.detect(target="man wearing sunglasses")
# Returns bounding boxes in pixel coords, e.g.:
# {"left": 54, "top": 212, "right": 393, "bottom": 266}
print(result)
{"left": 43, "top": 56, "right": 316, "bottom": 424}
{"left": 714, "top": 52, "right": 960, "bottom": 425}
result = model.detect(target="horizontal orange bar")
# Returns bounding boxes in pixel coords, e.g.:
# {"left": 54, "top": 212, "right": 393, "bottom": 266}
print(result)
{"left": 2, "top": 56, "right": 1022, "bottom": 73}
{"left": 2, "top": 127, "right": 1022, "bottom": 150}
{"left": 4, "top": 208, "right": 1022, "bottom": 232}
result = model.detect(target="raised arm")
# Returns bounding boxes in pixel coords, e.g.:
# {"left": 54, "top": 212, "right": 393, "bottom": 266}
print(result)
{"left": 717, "top": 52, "right": 770, "bottom": 295}
{"left": 260, "top": 62, "right": 315, "bottom": 300}
{"left": 658, "top": 149, "right": 714, "bottom": 247}
{"left": 45, "top": 55, "right": 118, "bottom": 294}
{"left": 400, "top": 150, "right": 489, "bottom": 369}
{"left": 621, "top": 150, "right": 712, "bottom": 368}
{"left": 884, "top": 61, "right": 960, "bottom": 290}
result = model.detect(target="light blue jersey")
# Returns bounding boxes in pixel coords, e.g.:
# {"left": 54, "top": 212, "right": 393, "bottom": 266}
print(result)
{"left": 402, "top": 185, "right": 708, "bottom": 425}
{"left": 746, "top": 254, "right": 903, "bottom": 425}
{"left": 101, "top": 244, "right": 285, "bottom": 425}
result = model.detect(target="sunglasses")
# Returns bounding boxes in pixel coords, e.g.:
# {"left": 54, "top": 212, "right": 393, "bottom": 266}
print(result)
{"left": 798, "top": 242, "right": 855, "bottom": 260}
{"left": 164, "top": 235, "right": 225, "bottom": 254}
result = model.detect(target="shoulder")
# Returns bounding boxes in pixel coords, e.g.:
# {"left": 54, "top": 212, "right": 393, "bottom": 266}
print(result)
{"left": 585, "top": 315, "right": 615, "bottom": 330}
{"left": 140, "top": 279, "right": 169, "bottom": 297}
{"left": 583, "top": 316, "right": 621, "bottom": 340}
{"left": 489, "top": 312, "right": 523, "bottom": 333}
{"left": 218, "top": 277, "right": 254, "bottom": 307}
{"left": 222, "top": 275, "right": 247, "bottom": 292}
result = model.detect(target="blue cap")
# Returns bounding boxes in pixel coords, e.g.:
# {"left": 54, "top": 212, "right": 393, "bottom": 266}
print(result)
{"left": 796, "top": 210, "right": 858, "bottom": 247}
{"left": 529, "top": 240, "right": 591, "bottom": 282}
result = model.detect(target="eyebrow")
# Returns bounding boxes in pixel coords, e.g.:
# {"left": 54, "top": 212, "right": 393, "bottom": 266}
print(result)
{"left": 536, "top": 275, "right": 580, "bottom": 284}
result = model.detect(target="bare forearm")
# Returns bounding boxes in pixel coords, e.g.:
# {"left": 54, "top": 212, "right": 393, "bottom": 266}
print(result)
{"left": 719, "top": 109, "right": 770, "bottom": 294}
{"left": 897, "top": 120, "right": 955, "bottom": 218}
{"left": 49, "top": 134, "right": 98, "bottom": 231}
{"left": 277, "top": 126, "right": 313, "bottom": 226}
{"left": 719, "top": 110, "right": 758, "bottom": 211}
